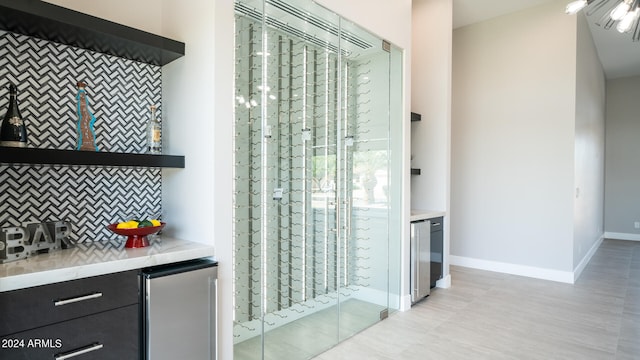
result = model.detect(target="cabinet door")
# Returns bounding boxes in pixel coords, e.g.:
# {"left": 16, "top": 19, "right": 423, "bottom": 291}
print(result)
{"left": 0, "top": 270, "right": 139, "bottom": 336}
{"left": 0, "top": 304, "right": 139, "bottom": 360}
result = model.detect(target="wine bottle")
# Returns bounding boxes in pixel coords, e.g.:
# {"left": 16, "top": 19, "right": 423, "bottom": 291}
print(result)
{"left": 146, "top": 105, "right": 161, "bottom": 154}
{"left": 0, "top": 83, "right": 28, "bottom": 147}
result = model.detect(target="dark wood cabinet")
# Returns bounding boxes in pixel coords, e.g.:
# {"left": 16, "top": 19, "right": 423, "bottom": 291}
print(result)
{"left": 1, "top": 304, "right": 139, "bottom": 360}
{"left": 0, "top": 271, "right": 140, "bottom": 360}
{"left": 0, "top": 270, "right": 139, "bottom": 336}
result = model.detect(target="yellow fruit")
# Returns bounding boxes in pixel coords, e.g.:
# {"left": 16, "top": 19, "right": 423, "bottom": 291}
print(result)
{"left": 116, "top": 220, "right": 139, "bottom": 229}
{"left": 150, "top": 219, "right": 161, "bottom": 227}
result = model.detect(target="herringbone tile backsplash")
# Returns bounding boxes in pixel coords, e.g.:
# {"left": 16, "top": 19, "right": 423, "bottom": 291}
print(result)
{"left": 0, "top": 31, "right": 163, "bottom": 242}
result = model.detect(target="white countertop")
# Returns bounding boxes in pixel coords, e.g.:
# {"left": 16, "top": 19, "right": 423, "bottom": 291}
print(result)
{"left": 410, "top": 209, "right": 446, "bottom": 222}
{"left": 0, "top": 236, "right": 215, "bottom": 292}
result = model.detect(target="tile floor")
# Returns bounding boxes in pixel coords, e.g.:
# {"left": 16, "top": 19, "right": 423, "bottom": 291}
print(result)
{"left": 314, "top": 239, "right": 640, "bottom": 359}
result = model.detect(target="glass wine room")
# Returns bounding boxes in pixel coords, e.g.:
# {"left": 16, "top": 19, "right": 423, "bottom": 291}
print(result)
{"left": 232, "top": 0, "right": 404, "bottom": 358}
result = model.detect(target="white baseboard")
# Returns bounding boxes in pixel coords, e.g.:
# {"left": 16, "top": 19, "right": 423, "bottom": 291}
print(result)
{"left": 604, "top": 232, "right": 640, "bottom": 241}
{"left": 573, "top": 236, "right": 603, "bottom": 282}
{"left": 436, "top": 274, "right": 451, "bottom": 289}
{"left": 450, "top": 255, "right": 574, "bottom": 284}
{"left": 400, "top": 294, "right": 412, "bottom": 312}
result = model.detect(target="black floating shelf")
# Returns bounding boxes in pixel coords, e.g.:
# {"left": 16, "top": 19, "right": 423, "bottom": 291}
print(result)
{"left": 411, "top": 168, "right": 421, "bottom": 175}
{"left": 411, "top": 112, "right": 422, "bottom": 122}
{"left": 0, "top": 147, "right": 185, "bottom": 168}
{"left": 0, "top": 0, "right": 185, "bottom": 66}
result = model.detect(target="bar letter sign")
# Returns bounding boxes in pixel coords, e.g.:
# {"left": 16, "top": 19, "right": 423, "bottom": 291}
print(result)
{"left": 0, "top": 221, "right": 73, "bottom": 263}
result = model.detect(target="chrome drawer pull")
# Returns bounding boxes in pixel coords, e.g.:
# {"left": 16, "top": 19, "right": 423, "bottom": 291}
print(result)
{"left": 55, "top": 343, "right": 103, "bottom": 360}
{"left": 54, "top": 292, "right": 103, "bottom": 306}
{"left": 432, "top": 222, "right": 441, "bottom": 226}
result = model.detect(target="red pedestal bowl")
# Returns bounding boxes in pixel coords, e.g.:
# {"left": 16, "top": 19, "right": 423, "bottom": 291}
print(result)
{"left": 106, "top": 222, "right": 165, "bottom": 248}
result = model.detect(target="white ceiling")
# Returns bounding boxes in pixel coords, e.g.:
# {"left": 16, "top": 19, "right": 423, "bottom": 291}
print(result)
{"left": 452, "top": 0, "right": 640, "bottom": 79}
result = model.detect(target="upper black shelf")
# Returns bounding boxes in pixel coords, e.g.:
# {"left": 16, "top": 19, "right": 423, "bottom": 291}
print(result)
{"left": 0, "top": 147, "right": 185, "bottom": 168}
{"left": 0, "top": 0, "right": 185, "bottom": 66}
{"left": 411, "top": 112, "right": 422, "bottom": 122}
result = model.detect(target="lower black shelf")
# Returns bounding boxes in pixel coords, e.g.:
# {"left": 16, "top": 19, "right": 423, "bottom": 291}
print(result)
{"left": 411, "top": 168, "right": 421, "bottom": 175}
{"left": 0, "top": 147, "right": 185, "bottom": 168}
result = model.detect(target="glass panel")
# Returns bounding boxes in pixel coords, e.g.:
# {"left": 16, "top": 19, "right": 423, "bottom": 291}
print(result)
{"left": 233, "top": 1, "right": 342, "bottom": 358}
{"left": 233, "top": 2, "right": 265, "bottom": 358}
{"left": 261, "top": 1, "right": 342, "bottom": 358}
{"left": 388, "top": 44, "right": 403, "bottom": 313}
{"left": 336, "top": 17, "right": 391, "bottom": 341}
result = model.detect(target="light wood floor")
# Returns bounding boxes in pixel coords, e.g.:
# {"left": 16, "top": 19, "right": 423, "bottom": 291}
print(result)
{"left": 315, "top": 239, "right": 640, "bottom": 359}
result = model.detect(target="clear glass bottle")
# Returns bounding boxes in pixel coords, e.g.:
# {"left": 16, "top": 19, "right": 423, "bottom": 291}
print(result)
{"left": 146, "top": 105, "right": 161, "bottom": 154}
{"left": 0, "top": 83, "right": 28, "bottom": 147}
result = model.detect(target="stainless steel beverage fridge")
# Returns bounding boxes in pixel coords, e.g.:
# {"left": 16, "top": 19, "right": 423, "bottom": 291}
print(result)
{"left": 142, "top": 258, "right": 218, "bottom": 360}
{"left": 410, "top": 220, "right": 431, "bottom": 304}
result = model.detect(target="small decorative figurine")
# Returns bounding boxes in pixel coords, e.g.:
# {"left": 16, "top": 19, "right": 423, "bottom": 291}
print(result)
{"left": 76, "top": 81, "right": 99, "bottom": 151}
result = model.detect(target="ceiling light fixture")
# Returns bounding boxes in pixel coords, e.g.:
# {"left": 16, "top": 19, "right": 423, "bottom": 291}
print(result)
{"left": 566, "top": 0, "right": 640, "bottom": 41}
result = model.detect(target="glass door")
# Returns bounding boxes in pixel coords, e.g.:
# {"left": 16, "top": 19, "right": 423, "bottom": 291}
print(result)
{"left": 335, "top": 17, "right": 392, "bottom": 341}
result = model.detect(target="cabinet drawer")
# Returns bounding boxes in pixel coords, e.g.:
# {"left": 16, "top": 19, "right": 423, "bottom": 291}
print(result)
{"left": 430, "top": 217, "right": 443, "bottom": 232}
{"left": 0, "top": 304, "right": 139, "bottom": 360}
{"left": 0, "top": 270, "right": 139, "bottom": 336}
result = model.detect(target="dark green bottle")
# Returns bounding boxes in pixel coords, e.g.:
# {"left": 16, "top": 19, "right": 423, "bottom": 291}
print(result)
{"left": 0, "top": 83, "right": 28, "bottom": 147}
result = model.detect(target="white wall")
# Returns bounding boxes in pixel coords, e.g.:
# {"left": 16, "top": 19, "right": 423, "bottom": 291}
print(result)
{"left": 605, "top": 75, "right": 640, "bottom": 240}
{"left": 451, "top": 0, "right": 577, "bottom": 278}
{"left": 159, "top": 0, "right": 234, "bottom": 359}
{"left": 573, "top": 13, "right": 606, "bottom": 276}
{"left": 314, "top": 0, "right": 411, "bottom": 50}
{"left": 43, "top": 0, "right": 162, "bottom": 34}
{"left": 411, "top": 0, "right": 453, "bottom": 293}
{"left": 411, "top": 0, "right": 452, "bottom": 213}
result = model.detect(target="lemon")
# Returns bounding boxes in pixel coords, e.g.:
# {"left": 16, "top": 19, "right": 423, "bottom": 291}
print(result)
{"left": 118, "top": 220, "right": 138, "bottom": 229}
{"left": 150, "top": 219, "right": 161, "bottom": 227}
